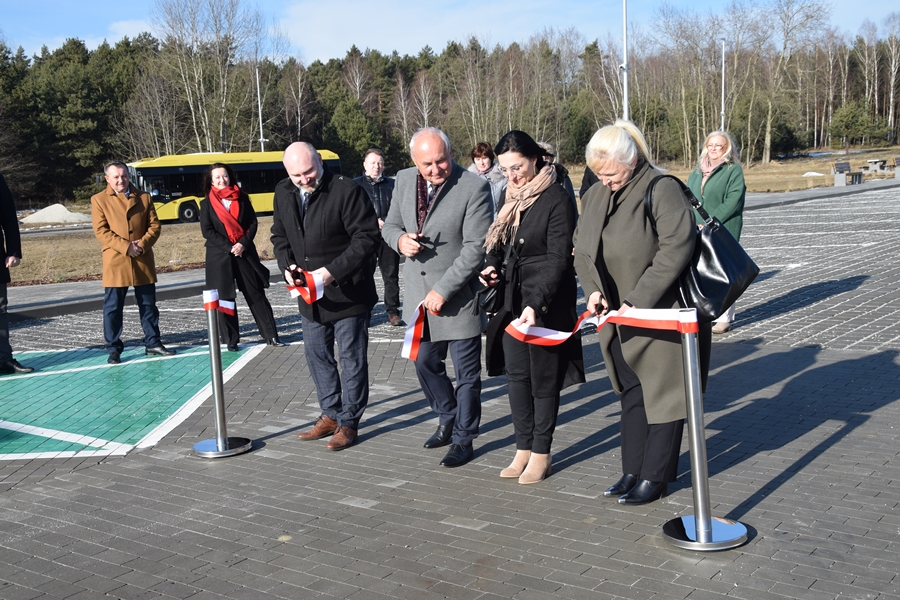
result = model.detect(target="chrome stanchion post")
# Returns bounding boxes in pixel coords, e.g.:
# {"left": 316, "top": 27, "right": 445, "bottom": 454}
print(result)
{"left": 193, "top": 289, "right": 252, "bottom": 459}
{"left": 208, "top": 297, "right": 229, "bottom": 451}
{"left": 662, "top": 309, "right": 747, "bottom": 551}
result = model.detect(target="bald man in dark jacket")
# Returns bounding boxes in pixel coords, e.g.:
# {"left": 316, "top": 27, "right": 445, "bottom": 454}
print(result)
{"left": 271, "top": 142, "right": 380, "bottom": 451}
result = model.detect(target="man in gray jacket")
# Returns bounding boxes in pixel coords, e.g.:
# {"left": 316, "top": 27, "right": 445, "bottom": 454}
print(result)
{"left": 382, "top": 128, "right": 492, "bottom": 467}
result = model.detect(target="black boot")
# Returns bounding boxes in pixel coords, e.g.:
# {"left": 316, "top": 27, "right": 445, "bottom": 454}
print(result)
{"left": 617, "top": 479, "right": 667, "bottom": 505}
{"left": 603, "top": 473, "right": 639, "bottom": 497}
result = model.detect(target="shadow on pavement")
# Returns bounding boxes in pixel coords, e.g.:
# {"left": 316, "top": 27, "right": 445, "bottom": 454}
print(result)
{"left": 739, "top": 275, "right": 868, "bottom": 327}
{"left": 699, "top": 340, "right": 900, "bottom": 520}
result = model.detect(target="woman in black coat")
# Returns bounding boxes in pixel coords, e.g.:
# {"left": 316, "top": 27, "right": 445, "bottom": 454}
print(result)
{"left": 199, "top": 163, "right": 284, "bottom": 350}
{"left": 481, "top": 131, "right": 584, "bottom": 485}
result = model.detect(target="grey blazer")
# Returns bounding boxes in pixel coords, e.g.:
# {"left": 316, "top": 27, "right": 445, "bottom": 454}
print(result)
{"left": 382, "top": 163, "right": 492, "bottom": 342}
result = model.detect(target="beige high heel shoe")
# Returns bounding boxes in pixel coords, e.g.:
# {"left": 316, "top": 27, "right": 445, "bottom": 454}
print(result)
{"left": 518, "top": 453, "right": 552, "bottom": 485}
{"left": 500, "top": 449, "right": 531, "bottom": 478}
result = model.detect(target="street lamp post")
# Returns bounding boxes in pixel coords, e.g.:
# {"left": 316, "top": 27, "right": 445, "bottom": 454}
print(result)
{"left": 256, "top": 65, "right": 269, "bottom": 152}
{"left": 720, "top": 38, "right": 726, "bottom": 131}
{"left": 621, "top": 0, "right": 630, "bottom": 121}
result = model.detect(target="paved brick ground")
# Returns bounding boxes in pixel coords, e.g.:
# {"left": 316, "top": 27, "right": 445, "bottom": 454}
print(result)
{"left": 1, "top": 188, "right": 899, "bottom": 599}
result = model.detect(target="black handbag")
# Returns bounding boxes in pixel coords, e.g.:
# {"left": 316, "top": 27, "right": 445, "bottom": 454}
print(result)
{"left": 477, "top": 239, "right": 516, "bottom": 315}
{"left": 644, "top": 175, "right": 759, "bottom": 323}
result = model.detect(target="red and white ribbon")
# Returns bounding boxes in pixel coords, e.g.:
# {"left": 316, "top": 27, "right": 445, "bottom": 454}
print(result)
{"left": 202, "top": 290, "right": 239, "bottom": 316}
{"left": 401, "top": 301, "right": 427, "bottom": 361}
{"left": 287, "top": 269, "right": 325, "bottom": 304}
{"left": 505, "top": 308, "right": 699, "bottom": 347}
{"left": 218, "top": 299, "right": 236, "bottom": 316}
{"left": 202, "top": 289, "right": 219, "bottom": 312}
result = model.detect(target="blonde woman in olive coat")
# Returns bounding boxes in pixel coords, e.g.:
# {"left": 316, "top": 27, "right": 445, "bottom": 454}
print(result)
{"left": 573, "top": 120, "right": 712, "bottom": 505}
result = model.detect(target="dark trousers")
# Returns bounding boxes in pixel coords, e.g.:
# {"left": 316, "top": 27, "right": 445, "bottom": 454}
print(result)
{"left": 376, "top": 239, "right": 400, "bottom": 316}
{"left": 301, "top": 312, "right": 370, "bottom": 429}
{"left": 217, "top": 263, "right": 278, "bottom": 345}
{"left": 103, "top": 284, "right": 162, "bottom": 353}
{"left": 610, "top": 335, "right": 683, "bottom": 483}
{"left": 502, "top": 331, "right": 559, "bottom": 454}
{"left": 414, "top": 335, "right": 482, "bottom": 446}
{"left": 0, "top": 283, "right": 11, "bottom": 362}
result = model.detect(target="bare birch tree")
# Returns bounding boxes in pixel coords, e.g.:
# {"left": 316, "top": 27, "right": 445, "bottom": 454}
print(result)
{"left": 883, "top": 13, "right": 900, "bottom": 138}
{"left": 391, "top": 70, "right": 413, "bottom": 144}
{"left": 412, "top": 70, "right": 437, "bottom": 130}
{"left": 151, "top": 0, "right": 265, "bottom": 153}
{"left": 760, "top": 0, "right": 828, "bottom": 163}
{"left": 854, "top": 20, "right": 879, "bottom": 115}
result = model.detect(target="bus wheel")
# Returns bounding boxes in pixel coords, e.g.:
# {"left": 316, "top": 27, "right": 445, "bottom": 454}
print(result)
{"left": 178, "top": 201, "right": 199, "bottom": 223}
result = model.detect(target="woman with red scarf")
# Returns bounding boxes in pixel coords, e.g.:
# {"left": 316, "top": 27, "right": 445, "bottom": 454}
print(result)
{"left": 200, "top": 163, "right": 284, "bottom": 351}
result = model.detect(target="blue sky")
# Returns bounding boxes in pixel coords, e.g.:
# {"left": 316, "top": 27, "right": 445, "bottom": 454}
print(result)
{"left": 0, "top": 0, "right": 894, "bottom": 64}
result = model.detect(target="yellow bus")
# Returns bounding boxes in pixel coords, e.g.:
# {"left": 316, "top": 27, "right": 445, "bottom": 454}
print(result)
{"left": 127, "top": 150, "right": 342, "bottom": 222}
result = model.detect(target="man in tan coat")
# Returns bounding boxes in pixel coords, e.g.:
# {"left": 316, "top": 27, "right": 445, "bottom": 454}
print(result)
{"left": 91, "top": 161, "right": 175, "bottom": 364}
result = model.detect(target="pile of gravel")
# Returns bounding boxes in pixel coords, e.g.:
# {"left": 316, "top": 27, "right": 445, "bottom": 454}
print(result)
{"left": 21, "top": 204, "right": 92, "bottom": 224}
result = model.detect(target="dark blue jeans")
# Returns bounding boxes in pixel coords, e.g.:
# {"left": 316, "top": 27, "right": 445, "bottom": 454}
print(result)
{"left": 300, "top": 312, "right": 370, "bottom": 429}
{"left": 414, "top": 335, "right": 482, "bottom": 446}
{"left": 103, "top": 284, "right": 162, "bottom": 353}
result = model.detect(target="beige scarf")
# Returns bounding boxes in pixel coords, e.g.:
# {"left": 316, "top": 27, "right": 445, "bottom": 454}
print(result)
{"left": 484, "top": 164, "right": 556, "bottom": 252}
{"left": 699, "top": 155, "right": 726, "bottom": 192}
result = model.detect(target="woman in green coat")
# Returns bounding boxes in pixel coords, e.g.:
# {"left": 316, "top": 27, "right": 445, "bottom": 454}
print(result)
{"left": 686, "top": 131, "right": 746, "bottom": 334}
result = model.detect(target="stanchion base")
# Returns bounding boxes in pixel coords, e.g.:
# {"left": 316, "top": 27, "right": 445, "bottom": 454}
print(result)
{"left": 193, "top": 437, "right": 253, "bottom": 458}
{"left": 662, "top": 515, "right": 748, "bottom": 551}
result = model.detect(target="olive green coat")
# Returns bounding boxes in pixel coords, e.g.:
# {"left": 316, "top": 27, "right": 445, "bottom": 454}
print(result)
{"left": 91, "top": 184, "right": 161, "bottom": 288}
{"left": 686, "top": 162, "right": 745, "bottom": 241}
{"left": 573, "top": 161, "right": 702, "bottom": 424}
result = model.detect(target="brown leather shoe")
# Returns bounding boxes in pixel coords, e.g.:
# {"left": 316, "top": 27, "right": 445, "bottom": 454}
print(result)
{"left": 388, "top": 314, "right": 404, "bottom": 327}
{"left": 325, "top": 426, "right": 357, "bottom": 451}
{"left": 298, "top": 415, "right": 337, "bottom": 440}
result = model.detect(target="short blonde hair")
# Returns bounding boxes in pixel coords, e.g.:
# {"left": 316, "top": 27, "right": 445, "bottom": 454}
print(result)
{"left": 700, "top": 131, "right": 741, "bottom": 165}
{"left": 585, "top": 119, "right": 653, "bottom": 172}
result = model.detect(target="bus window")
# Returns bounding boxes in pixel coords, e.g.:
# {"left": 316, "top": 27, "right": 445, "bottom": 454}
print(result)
{"left": 148, "top": 178, "right": 167, "bottom": 199}
{"left": 324, "top": 160, "right": 341, "bottom": 175}
{"left": 166, "top": 172, "right": 202, "bottom": 198}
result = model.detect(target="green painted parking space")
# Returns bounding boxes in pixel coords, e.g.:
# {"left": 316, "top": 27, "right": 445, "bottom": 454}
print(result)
{"left": 0, "top": 346, "right": 262, "bottom": 460}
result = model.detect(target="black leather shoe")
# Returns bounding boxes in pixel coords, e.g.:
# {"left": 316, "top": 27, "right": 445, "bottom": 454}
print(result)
{"left": 227, "top": 344, "right": 239, "bottom": 352}
{"left": 0, "top": 359, "right": 34, "bottom": 374}
{"left": 618, "top": 479, "right": 667, "bottom": 505}
{"left": 266, "top": 337, "right": 287, "bottom": 347}
{"left": 603, "top": 473, "right": 639, "bottom": 497}
{"left": 440, "top": 444, "right": 473, "bottom": 468}
{"left": 107, "top": 352, "right": 121, "bottom": 365}
{"left": 145, "top": 345, "right": 176, "bottom": 356}
{"left": 424, "top": 423, "right": 454, "bottom": 448}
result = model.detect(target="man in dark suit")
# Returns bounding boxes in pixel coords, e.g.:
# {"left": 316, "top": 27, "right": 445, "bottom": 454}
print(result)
{"left": 382, "top": 128, "right": 492, "bottom": 468}
{"left": 353, "top": 148, "right": 402, "bottom": 326}
{"left": 271, "top": 142, "right": 380, "bottom": 451}
{"left": 0, "top": 173, "right": 34, "bottom": 375}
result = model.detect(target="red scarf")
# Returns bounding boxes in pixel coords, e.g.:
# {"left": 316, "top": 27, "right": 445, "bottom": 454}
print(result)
{"left": 208, "top": 185, "right": 244, "bottom": 243}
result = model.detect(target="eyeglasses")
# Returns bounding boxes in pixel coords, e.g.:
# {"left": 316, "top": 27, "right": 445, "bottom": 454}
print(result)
{"left": 498, "top": 164, "right": 526, "bottom": 176}
{"left": 707, "top": 143, "right": 725, "bottom": 149}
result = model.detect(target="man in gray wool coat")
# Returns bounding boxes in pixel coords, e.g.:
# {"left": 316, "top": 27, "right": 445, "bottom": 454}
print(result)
{"left": 382, "top": 127, "right": 493, "bottom": 468}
